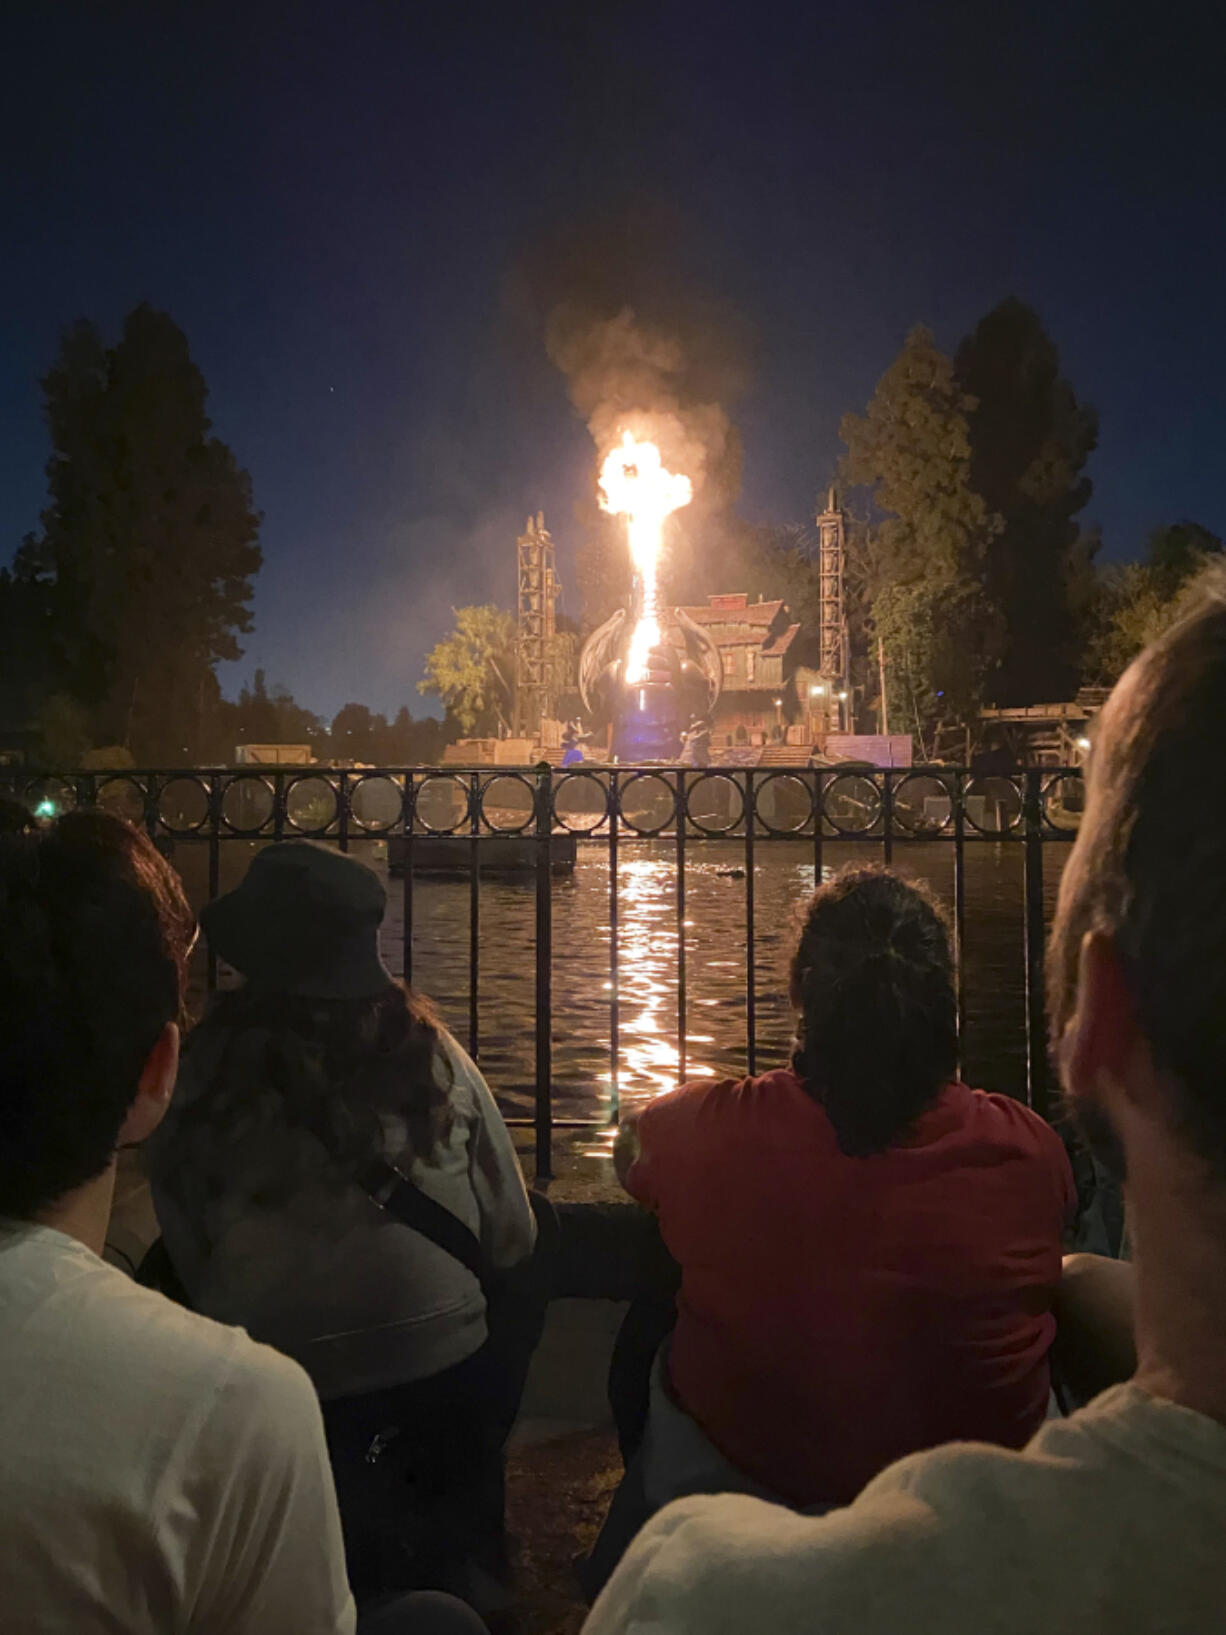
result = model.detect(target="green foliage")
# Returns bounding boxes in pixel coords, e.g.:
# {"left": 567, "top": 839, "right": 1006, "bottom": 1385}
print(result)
{"left": 874, "top": 580, "right": 1004, "bottom": 752}
{"left": 419, "top": 605, "right": 516, "bottom": 735}
{"left": 839, "top": 326, "right": 1002, "bottom": 738}
{"left": 840, "top": 325, "right": 997, "bottom": 589}
{"left": 32, "top": 693, "right": 93, "bottom": 767}
{"left": 222, "top": 669, "right": 328, "bottom": 759}
{"left": 13, "top": 303, "right": 262, "bottom": 762}
{"left": 955, "top": 299, "right": 1099, "bottom": 704}
{"left": 1145, "top": 520, "right": 1222, "bottom": 595}
{"left": 1084, "top": 524, "right": 1223, "bottom": 684}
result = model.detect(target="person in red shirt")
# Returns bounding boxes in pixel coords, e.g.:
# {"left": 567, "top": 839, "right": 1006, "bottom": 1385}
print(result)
{"left": 616, "top": 865, "right": 1075, "bottom": 1513}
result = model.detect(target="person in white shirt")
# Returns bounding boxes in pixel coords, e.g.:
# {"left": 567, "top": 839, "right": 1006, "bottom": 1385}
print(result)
{"left": 583, "top": 569, "right": 1226, "bottom": 1635}
{"left": 0, "top": 810, "right": 355, "bottom": 1634}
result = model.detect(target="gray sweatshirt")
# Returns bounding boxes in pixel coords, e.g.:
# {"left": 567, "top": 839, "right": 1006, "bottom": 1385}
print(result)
{"left": 150, "top": 1031, "right": 535, "bottom": 1400}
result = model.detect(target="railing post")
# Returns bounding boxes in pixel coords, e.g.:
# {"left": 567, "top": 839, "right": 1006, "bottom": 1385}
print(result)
{"left": 336, "top": 771, "right": 350, "bottom": 853}
{"left": 608, "top": 770, "right": 620, "bottom": 1128}
{"left": 953, "top": 771, "right": 967, "bottom": 1076}
{"left": 1023, "top": 768, "right": 1050, "bottom": 1117}
{"left": 206, "top": 772, "right": 221, "bottom": 993}
{"left": 744, "top": 769, "right": 756, "bottom": 1076}
{"left": 675, "top": 767, "right": 687, "bottom": 1088}
{"left": 812, "top": 767, "right": 824, "bottom": 888}
{"left": 401, "top": 772, "right": 415, "bottom": 988}
{"left": 533, "top": 764, "right": 554, "bottom": 1181}
{"left": 468, "top": 771, "right": 480, "bottom": 1061}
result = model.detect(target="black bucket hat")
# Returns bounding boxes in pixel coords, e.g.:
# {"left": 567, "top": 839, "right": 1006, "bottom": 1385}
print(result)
{"left": 201, "top": 841, "right": 394, "bottom": 999}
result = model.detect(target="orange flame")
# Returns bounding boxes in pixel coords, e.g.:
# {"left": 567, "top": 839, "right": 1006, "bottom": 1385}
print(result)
{"left": 598, "top": 432, "right": 693, "bottom": 685}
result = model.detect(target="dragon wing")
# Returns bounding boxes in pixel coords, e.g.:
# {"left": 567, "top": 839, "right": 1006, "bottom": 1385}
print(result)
{"left": 676, "top": 607, "right": 724, "bottom": 711}
{"left": 578, "top": 606, "right": 628, "bottom": 714}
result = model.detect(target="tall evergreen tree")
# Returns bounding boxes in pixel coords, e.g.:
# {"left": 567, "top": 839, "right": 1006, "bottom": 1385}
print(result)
{"left": 955, "top": 298, "right": 1098, "bottom": 704}
{"left": 14, "top": 303, "right": 262, "bottom": 761}
{"left": 839, "top": 325, "right": 1002, "bottom": 735}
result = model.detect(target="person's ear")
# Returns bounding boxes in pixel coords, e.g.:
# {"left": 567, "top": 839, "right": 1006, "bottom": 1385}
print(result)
{"left": 118, "top": 1022, "right": 180, "bottom": 1147}
{"left": 1059, "top": 932, "right": 1139, "bottom": 1110}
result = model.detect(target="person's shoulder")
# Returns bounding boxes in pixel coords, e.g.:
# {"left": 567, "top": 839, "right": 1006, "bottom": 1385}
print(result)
{"left": 97, "top": 1252, "right": 301, "bottom": 1385}
{"left": 959, "top": 1084, "right": 1069, "bottom": 1158}
{"left": 3, "top": 1227, "right": 313, "bottom": 1438}
{"left": 590, "top": 1441, "right": 1066, "bottom": 1634}
{"left": 585, "top": 1482, "right": 966, "bottom": 1634}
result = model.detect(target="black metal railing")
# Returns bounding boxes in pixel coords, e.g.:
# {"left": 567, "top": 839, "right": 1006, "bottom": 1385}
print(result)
{"left": 1, "top": 764, "right": 1084, "bottom": 1177}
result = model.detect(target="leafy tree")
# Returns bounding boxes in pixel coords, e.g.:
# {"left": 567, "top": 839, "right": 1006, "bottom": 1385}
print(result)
{"left": 1145, "top": 519, "right": 1222, "bottom": 595}
{"left": 0, "top": 569, "right": 57, "bottom": 743}
{"left": 839, "top": 325, "right": 1002, "bottom": 740}
{"left": 873, "top": 580, "right": 1002, "bottom": 753}
{"left": 955, "top": 299, "right": 1099, "bottom": 704}
{"left": 14, "top": 303, "right": 261, "bottom": 762}
{"left": 1084, "top": 522, "right": 1222, "bottom": 684}
{"left": 330, "top": 702, "right": 383, "bottom": 762}
{"left": 419, "top": 605, "right": 516, "bottom": 735}
{"left": 216, "top": 670, "right": 327, "bottom": 761}
{"left": 31, "top": 693, "right": 93, "bottom": 767}
{"left": 840, "top": 325, "right": 998, "bottom": 589}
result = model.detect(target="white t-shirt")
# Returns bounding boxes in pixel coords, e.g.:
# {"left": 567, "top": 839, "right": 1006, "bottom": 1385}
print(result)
{"left": 0, "top": 1221, "right": 355, "bottom": 1634}
{"left": 583, "top": 1384, "right": 1226, "bottom": 1634}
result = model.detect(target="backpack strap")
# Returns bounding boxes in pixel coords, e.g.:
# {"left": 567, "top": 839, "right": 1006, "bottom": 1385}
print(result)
{"left": 357, "top": 1157, "right": 489, "bottom": 1291}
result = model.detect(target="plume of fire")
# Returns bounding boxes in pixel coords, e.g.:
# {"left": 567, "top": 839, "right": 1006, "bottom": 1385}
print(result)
{"left": 598, "top": 431, "right": 692, "bottom": 685}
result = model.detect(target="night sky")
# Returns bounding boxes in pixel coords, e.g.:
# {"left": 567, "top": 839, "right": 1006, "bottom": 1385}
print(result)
{"left": 3, "top": 2, "right": 1223, "bottom": 722}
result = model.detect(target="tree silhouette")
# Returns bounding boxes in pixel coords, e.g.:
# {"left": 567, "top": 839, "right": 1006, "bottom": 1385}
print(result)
{"left": 13, "top": 303, "right": 261, "bottom": 762}
{"left": 956, "top": 298, "right": 1098, "bottom": 704}
{"left": 840, "top": 325, "right": 1003, "bottom": 735}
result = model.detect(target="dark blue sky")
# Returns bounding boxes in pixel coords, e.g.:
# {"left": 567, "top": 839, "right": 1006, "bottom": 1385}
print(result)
{"left": 3, "top": 2, "right": 1223, "bottom": 721}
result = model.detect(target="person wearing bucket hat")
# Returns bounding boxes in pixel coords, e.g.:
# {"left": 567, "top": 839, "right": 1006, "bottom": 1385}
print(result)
{"left": 148, "top": 842, "right": 536, "bottom": 1610}
{"left": 200, "top": 841, "right": 397, "bottom": 999}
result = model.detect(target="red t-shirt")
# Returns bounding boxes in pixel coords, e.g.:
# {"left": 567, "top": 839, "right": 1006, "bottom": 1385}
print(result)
{"left": 625, "top": 1069, "right": 1075, "bottom": 1508}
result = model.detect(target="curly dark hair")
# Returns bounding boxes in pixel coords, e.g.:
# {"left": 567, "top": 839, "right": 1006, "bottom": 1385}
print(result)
{"left": 150, "top": 981, "right": 454, "bottom": 1218}
{"left": 789, "top": 865, "right": 957, "bottom": 1156}
{"left": 0, "top": 811, "right": 196, "bottom": 1217}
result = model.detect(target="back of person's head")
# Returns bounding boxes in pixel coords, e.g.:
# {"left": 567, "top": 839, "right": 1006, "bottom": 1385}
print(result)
{"left": 152, "top": 840, "right": 453, "bottom": 1211}
{"left": 790, "top": 866, "right": 957, "bottom": 1156}
{"left": 0, "top": 810, "right": 195, "bottom": 1218}
{"left": 1050, "top": 566, "right": 1226, "bottom": 1186}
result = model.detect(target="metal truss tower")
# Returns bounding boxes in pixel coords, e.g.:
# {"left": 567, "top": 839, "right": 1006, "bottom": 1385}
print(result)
{"left": 816, "top": 487, "right": 850, "bottom": 707}
{"left": 514, "top": 512, "right": 559, "bottom": 739}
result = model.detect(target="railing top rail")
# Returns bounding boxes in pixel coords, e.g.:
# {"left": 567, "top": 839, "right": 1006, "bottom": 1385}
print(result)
{"left": 0, "top": 764, "right": 1086, "bottom": 845}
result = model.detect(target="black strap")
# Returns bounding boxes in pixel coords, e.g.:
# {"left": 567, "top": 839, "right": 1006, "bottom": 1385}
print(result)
{"left": 357, "top": 1158, "right": 488, "bottom": 1291}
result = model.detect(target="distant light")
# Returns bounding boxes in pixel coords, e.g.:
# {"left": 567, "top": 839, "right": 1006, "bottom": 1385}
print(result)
{"left": 838, "top": 690, "right": 848, "bottom": 701}
{"left": 809, "top": 684, "right": 825, "bottom": 697}
{"left": 34, "top": 799, "right": 57, "bottom": 819}
{"left": 773, "top": 697, "right": 783, "bottom": 707}
{"left": 1077, "top": 736, "right": 1091, "bottom": 751}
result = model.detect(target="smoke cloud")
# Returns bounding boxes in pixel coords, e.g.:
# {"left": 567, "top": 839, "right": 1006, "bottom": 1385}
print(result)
{"left": 505, "top": 200, "right": 753, "bottom": 616}
{"left": 545, "top": 303, "right": 743, "bottom": 512}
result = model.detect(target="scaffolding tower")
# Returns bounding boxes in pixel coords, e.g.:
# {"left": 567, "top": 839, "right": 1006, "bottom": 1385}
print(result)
{"left": 514, "top": 512, "right": 560, "bottom": 740}
{"left": 817, "top": 488, "right": 850, "bottom": 718}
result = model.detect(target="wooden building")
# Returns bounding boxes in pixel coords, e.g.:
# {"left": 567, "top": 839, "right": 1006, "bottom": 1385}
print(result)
{"left": 664, "top": 594, "right": 823, "bottom": 749}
